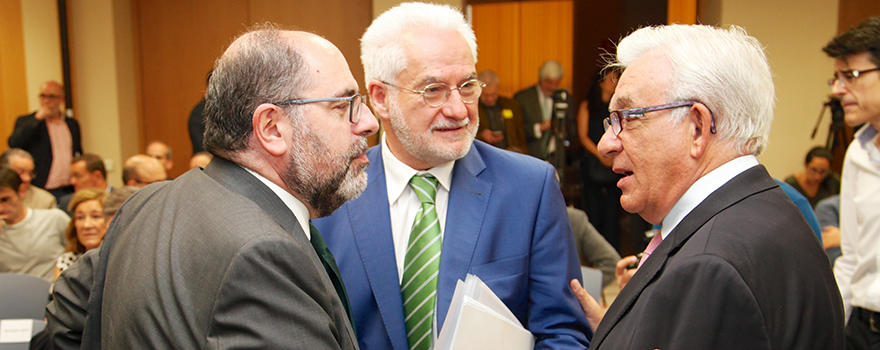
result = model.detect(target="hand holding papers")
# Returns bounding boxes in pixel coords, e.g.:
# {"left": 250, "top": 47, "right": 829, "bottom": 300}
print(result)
{"left": 435, "top": 274, "right": 534, "bottom": 350}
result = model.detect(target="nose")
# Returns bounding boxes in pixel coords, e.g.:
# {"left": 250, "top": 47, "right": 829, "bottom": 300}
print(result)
{"left": 830, "top": 78, "right": 848, "bottom": 98}
{"left": 597, "top": 129, "right": 621, "bottom": 157}
{"left": 354, "top": 102, "right": 379, "bottom": 137}
{"left": 441, "top": 90, "right": 469, "bottom": 120}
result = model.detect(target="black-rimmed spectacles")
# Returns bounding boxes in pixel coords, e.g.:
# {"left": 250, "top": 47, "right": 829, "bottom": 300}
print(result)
{"left": 381, "top": 79, "right": 485, "bottom": 107}
{"left": 828, "top": 67, "right": 880, "bottom": 88}
{"left": 275, "top": 94, "right": 365, "bottom": 123}
{"left": 603, "top": 100, "right": 716, "bottom": 136}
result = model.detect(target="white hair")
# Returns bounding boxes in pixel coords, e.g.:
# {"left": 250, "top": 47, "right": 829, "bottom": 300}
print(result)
{"left": 360, "top": 2, "right": 478, "bottom": 85}
{"left": 610, "top": 25, "right": 775, "bottom": 155}
{"left": 539, "top": 60, "right": 564, "bottom": 80}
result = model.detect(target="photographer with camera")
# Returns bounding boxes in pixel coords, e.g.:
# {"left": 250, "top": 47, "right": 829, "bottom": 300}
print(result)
{"left": 515, "top": 60, "right": 574, "bottom": 178}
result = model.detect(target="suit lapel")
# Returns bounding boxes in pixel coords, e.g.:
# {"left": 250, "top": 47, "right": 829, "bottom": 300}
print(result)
{"left": 436, "top": 145, "right": 492, "bottom": 329}
{"left": 347, "top": 147, "right": 411, "bottom": 350}
{"left": 591, "top": 165, "right": 778, "bottom": 348}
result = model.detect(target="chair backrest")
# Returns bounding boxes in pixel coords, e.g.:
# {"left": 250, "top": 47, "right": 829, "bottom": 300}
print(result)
{"left": 580, "top": 266, "right": 603, "bottom": 302}
{"left": 0, "top": 273, "right": 51, "bottom": 320}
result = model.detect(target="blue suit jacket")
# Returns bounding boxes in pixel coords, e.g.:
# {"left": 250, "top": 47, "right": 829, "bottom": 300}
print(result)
{"left": 314, "top": 140, "right": 591, "bottom": 350}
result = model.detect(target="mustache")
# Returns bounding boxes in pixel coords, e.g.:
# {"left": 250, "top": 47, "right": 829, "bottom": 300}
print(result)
{"left": 348, "top": 137, "right": 369, "bottom": 160}
{"left": 430, "top": 118, "right": 470, "bottom": 130}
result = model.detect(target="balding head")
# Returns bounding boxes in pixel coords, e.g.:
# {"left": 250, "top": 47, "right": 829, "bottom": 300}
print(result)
{"left": 146, "top": 141, "right": 173, "bottom": 171}
{"left": 123, "top": 154, "right": 167, "bottom": 187}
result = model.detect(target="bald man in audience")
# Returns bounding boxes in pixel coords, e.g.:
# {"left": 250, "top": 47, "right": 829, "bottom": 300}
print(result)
{"left": 189, "top": 152, "right": 212, "bottom": 170}
{"left": 0, "top": 149, "right": 56, "bottom": 209}
{"left": 145, "top": 140, "right": 174, "bottom": 178}
{"left": 122, "top": 154, "right": 167, "bottom": 187}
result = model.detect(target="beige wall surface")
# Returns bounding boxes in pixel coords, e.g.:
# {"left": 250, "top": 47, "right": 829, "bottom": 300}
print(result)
{"left": 21, "top": 0, "right": 63, "bottom": 112}
{"left": 701, "top": 0, "right": 839, "bottom": 179}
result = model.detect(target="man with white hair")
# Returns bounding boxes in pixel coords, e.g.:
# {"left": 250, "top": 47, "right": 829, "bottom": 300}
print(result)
{"left": 314, "top": 3, "right": 590, "bottom": 350}
{"left": 515, "top": 59, "right": 574, "bottom": 174}
{"left": 570, "top": 24, "right": 844, "bottom": 349}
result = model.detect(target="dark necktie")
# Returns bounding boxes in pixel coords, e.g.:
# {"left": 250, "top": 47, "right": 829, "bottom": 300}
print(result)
{"left": 309, "top": 222, "right": 356, "bottom": 335}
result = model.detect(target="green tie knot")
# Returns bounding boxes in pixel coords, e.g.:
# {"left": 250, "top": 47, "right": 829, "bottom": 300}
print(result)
{"left": 409, "top": 174, "right": 438, "bottom": 205}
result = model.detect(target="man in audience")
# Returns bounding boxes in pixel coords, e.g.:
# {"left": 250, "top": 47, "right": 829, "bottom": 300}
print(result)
{"left": 145, "top": 140, "right": 174, "bottom": 178}
{"left": 823, "top": 16, "right": 880, "bottom": 349}
{"left": 189, "top": 151, "right": 213, "bottom": 170}
{"left": 570, "top": 24, "right": 843, "bottom": 349}
{"left": 313, "top": 3, "right": 590, "bottom": 349}
{"left": 514, "top": 59, "right": 574, "bottom": 175}
{"left": 0, "top": 167, "right": 68, "bottom": 281}
{"left": 8, "top": 80, "right": 82, "bottom": 199}
{"left": 60, "top": 153, "right": 112, "bottom": 213}
{"left": 48, "top": 26, "right": 377, "bottom": 349}
{"left": 0, "top": 149, "right": 56, "bottom": 209}
{"left": 476, "top": 70, "right": 529, "bottom": 154}
{"left": 122, "top": 154, "right": 167, "bottom": 187}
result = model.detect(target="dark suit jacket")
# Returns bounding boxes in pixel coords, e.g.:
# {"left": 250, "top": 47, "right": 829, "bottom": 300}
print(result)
{"left": 477, "top": 97, "right": 529, "bottom": 155}
{"left": 8, "top": 113, "right": 82, "bottom": 189}
{"left": 67, "top": 157, "right": 356, "bottom": 349}
{"left": 313, "top": 141, "right": 591, "bottom": 350}
{"left": 590, "top": 165, "right": 845, "bottom": 350}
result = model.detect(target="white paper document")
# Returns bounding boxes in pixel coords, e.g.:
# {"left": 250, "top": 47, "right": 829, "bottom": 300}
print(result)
{"left": 0, "top": 319, "right": 33, "bottom": 343}
{"left": 435, "top": 274, "right": 535, "bottom": 350}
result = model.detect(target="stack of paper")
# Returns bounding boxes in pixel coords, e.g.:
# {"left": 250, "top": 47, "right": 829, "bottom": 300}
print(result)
{"left": 435, "top": 274, "right": 535, "bottom": 350}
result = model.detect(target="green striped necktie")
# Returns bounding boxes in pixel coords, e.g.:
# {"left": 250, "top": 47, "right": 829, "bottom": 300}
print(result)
{"left": 401, "top": 174, "right": 442, "bottom": 350}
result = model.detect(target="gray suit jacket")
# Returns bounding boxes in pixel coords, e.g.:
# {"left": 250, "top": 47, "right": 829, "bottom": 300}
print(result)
{"left": 52, "top": 157, "right": 357, "bottom": 349}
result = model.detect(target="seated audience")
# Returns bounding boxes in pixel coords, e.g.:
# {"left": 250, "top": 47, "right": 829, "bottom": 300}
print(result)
{"left": 475, "top": 70, "right": 529, "bottom": 154}
{"left": 54, "top": 189, "right": 106, "bottom": 281}
{"left": 568, "top": 207, "right": 621, "bottom": 287}
{"left": 0, "top": 148, "right": 57, "bottom": 209}
{"left": 145, "top": 140, "right": 174, "bottom": 179}
{"left": 122, "top": 154, "right": 167, "bottom": 187}
{"left": 189, "top": 151, "right": 212, "bottom": 170}
{"left": 0, "top": 167, "right": 69, "bottom": 281}
{"left": 59, "top": 153, "right": 112, "bottom": 214}
{"left": 784, "top": 146, "right": 840, "bottom": 208}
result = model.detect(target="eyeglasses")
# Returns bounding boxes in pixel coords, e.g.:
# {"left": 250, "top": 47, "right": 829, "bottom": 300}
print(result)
{"left": 381, "top": 79, "right": 486, "bottom": 107}
{"left": 603, "top": 100, "right": 716, "bottom": 136}
{"left": 828, "top": 67, "right": 880, "bottom": 88}
{"left": 807, "top": 166, "right": 830, "bottom": 177}
{"left": 274, "top": 94, "right": 365, "bottom": 124}
{"left": 38, "top": 94, "right": 62, "bottom": 100}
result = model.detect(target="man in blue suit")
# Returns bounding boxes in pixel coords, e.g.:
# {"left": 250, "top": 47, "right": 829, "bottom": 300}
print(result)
{"left": 313, "top": 2, "right": 591, "bottom": 350}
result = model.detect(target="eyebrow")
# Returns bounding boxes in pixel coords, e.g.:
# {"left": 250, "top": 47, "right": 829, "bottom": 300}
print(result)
{"left": 333, "top": 88, "right": 357, "bottom": 98}
{"left": 611, "top": 95, "right": 635, "bottom": 110}
{"left": 414, "top": 73, "right": 478, "bottom": 88}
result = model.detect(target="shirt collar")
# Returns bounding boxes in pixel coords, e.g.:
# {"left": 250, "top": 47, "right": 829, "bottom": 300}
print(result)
{"left": 660, "top": 155, "right": 759, "bottom": 239}
{"left": 241, "top": 166, "right": 311, "bottom": 240}
{"left": 856, "top": 124, "right": 880, "bottom": 166}
{"left": 381, "top": 135, "right": 454, "bottom": 205}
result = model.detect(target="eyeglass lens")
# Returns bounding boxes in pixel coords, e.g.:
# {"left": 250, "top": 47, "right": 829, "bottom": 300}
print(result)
{"left": 349, "top": 94, "right": 363, "bottom": 124}
{"left": 422, "top": 80, "right": 482, "bottom": 107}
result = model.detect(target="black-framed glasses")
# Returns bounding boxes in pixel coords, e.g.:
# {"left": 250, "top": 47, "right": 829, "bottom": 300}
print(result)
{"left": 381, "top": 79, "right": 486, "bottom": 107}
{"left": 274, "top": 94, "right": 365, "bottom": 124}
{"left": 828, "top": 67, "right": 880, "bottom": 88}
{"left": 603, "top": 100, "right": 716, "bottom": 136}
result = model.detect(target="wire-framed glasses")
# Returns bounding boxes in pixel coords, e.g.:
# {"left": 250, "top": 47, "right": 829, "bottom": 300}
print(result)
{"left": 603, "top": 100, "right": 716, "bottom": 136}
{"left": 275, "top": 94, "right": 365, "bottom": 123}
{"left": 381, "top": 79, "right": 486, "bottom": 107}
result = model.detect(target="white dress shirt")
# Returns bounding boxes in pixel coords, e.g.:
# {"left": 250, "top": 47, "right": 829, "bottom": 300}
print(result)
{"left": 660, "top": 155, "right": 759, "bottom": 239}
{"left": 381, "top": 136, "right": 454, "bottom": 282}
{"left": 834, "top": 125, "right": 880, "bottom": 322}
{"left": 242, "top": 166, "right": 311, "bottom": 240}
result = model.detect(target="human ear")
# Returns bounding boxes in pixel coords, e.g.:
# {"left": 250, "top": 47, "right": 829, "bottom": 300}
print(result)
{"left": 367, "top": 80, "right": 391, "bottom": 123}
{"left": 689, "top": 103, "right": 714, "bottom": 159}
{"left": 252, "top": 103, "right": 289, "bottom": 157}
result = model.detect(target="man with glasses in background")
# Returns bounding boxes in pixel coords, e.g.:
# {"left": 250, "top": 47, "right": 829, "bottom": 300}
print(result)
{"left": 8, "top": 80, "right": 82, "bottom": 200}
{"left": 569, "top": 24, "right": 843, "bottom": 349}
{"left": 824, "top": 16, "right": 880, "bottom": 350}
{"left": 313, "top": 3, "right": 590, "bottom": 350}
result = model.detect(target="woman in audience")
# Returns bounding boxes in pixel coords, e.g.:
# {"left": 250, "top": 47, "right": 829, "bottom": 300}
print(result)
{"left": 53, "top": 189, "right": 106, "bottom": 281}
{"left": 784, "top": 146, "right": 841, "bottom": 208}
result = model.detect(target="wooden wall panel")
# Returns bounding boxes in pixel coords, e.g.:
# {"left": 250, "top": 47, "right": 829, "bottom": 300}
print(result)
{"left": 137, "top": 0, "right": 249, "bottom": 178}
{"left": 667, "top": 0, "right": 697, "bottom": 24}
{"left": 519, "top": 1, "right": 573, "bottom": 91}
{"left": 0, "top": 0, "right": 28, "bottom": 152}
{"left": 472, "top": 2, "right": 521, "bottom": 97}
{"left": 471, "top": 0, "right": 573, "bottom": 97}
